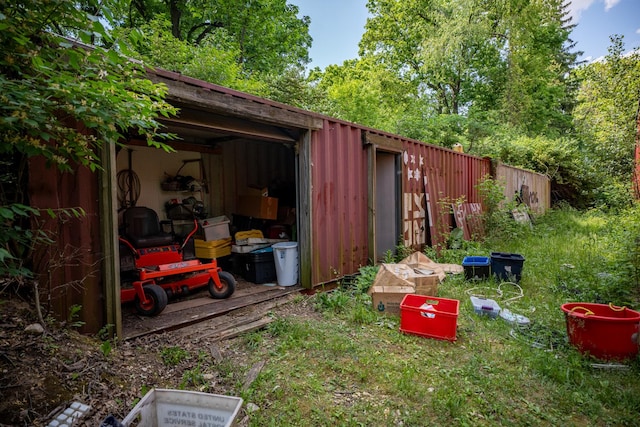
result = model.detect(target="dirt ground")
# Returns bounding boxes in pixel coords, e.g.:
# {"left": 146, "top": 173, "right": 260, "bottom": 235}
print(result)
{"left": 0, "top": 292, "right": 319, "bottom": 426}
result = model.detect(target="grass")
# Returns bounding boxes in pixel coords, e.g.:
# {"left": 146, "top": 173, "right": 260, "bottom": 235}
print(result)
{"left": 230, "top": 208, "right": 640, "bottom": 426}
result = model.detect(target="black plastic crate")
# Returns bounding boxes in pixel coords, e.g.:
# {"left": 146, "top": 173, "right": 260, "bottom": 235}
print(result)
{"left": 491, "top": 252, "right": 525, "bottom": 283}
{"left": 240, "top": 247, "right": 276, "bottom": 284}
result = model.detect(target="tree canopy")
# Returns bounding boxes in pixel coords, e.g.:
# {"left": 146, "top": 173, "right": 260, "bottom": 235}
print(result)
{"left": 0, "top": 0, "right": 177, "bottom": 277}
{"left": 117, "top": 0, "right": 312, "bottom": 77}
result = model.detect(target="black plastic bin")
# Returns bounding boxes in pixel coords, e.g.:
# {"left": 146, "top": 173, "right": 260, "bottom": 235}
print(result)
{"left": 490, "top": 252, "right": 525, "bottom": 283}
{"left": 239, "top": 247, "right": 277, "bottom": 284}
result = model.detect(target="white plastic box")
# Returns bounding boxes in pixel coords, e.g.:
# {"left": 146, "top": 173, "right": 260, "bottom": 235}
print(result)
{"left": 121, "top": 389, "right": 243, "bottom": 427}
{"left": 200, "top": 216, "right": 231, "bottom": 241}
{"left": 470, "top": 296, "right": 501, "bottom": 318}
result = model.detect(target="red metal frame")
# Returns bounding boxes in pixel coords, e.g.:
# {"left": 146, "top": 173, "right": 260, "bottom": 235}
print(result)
{"left": 119, "top": 219, "right": 225, "bottom": 307}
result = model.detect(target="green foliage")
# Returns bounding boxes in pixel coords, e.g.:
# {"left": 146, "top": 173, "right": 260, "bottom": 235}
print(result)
{"left": 0, "top": 203, "right": 48, "bottom": 278}
{"left": 473, "top": 174, "right": 535, "bottom": 244}
{"left": 499, "top": 0, "right": 579, "bottom": 137}
{"left": 260, "top": 68, "right": 328, "bottom": 110}
{"left": 307, "top": 57, "right": 419, "bottom": 131}
{"left": 97, "top": 324, "right": 116, "bottom": 357}
{"left": 67, "top": 304, "right": 85, "bottom": 329}
{"left": 475, "top": 132, "right": 598, "bottom": 208}
{"left": 118, "top": 0, "right": 311, "bottom": 76}
{"left": 0, "top": 0, "right": 177, "bottom": 171}
{"left": 242, "top": 208, "right": 640, "bottom": 425}
{"left": 314, "top": 290, "right": 352, "bottom": 314}
{"left": 0, "top": 0, "right": 178, "bottom": 280}
{"left": 99, "top": 340, "right": 113, "bottom": 358}
{"left": 180, "top": 364, "right": 206, "bottom": 389}
{"left": 160, "top": 346, "right": 190, "bottom": 366}
{"left": 573, "top": 35, "right": 640, "bottom": 209}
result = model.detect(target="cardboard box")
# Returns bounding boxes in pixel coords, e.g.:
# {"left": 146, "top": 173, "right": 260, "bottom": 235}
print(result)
{"left": 413, "top": 273, "right": 439, "bottom": 296}
{"left": 369, "top": 284, "right": 416, "bottom": 315}
{"left": 367, "top": 263, "right": 440, "bottom": 316}
{"left": 237, "top": 195, "right": 278, "bottom": 220}
{"left": 245, "top": 186, "right": 269, "bottom": 197}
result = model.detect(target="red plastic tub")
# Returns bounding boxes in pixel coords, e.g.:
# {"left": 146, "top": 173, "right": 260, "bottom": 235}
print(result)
{"left": 400, "top": 294, "right": 459, "bottom": 341}
{"left": 561, "top": 302, "right": 640, "bottom": 361}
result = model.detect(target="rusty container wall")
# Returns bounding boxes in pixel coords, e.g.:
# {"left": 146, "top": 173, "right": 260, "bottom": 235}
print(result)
{"left": 28, "top": 157, "right": 104, "bottom": 333}
{"left": 398, "top": 138, "right": 491, "bottom": 249}
{"left": 310, "top": 120, "right": 370, "bottom": 285}
{"left": 495, "top": 163, "right": 551, "bottom": 214}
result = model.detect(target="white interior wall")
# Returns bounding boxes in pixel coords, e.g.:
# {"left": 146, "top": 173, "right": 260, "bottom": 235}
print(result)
{"left": 116, "top": 146, "right": 203, "bottom": 220}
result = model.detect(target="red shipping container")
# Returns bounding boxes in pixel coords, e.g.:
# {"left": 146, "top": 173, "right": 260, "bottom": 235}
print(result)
{"left": 400, "top": 294, "right": 460, "bottom": 341}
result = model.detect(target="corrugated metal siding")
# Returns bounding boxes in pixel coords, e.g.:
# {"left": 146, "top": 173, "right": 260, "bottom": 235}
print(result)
{"left": 495, "top": 163, "right": 551, "bottom": 214}
{"left": 310, "top": 120, "right": 369, "bottom": 285}
{"left": 28, "top": 157, "right": 104, "bottom": 333}
{"left": 401, "top": 143, "right": 490, "bottom": 248}
{"left": 310, "top": 124, "right": 491, "bottom": 284}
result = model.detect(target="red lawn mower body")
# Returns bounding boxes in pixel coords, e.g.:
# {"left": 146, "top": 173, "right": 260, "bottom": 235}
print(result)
{"left": 119, "top": 207, "right": 235, "bottom": 316}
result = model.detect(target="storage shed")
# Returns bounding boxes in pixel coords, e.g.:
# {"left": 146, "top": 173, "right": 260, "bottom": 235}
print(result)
{"left": 27, "top": 67, "right": 542, "bottom": 336}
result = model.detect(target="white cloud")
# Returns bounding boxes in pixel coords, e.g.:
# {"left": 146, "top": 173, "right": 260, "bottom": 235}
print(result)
{"left": 604, "top": 0, "right": 621, "bottom": 11}
{"left": 636, "top": 28, "right": 640, "bottom": 35}
{"left": 567, "top": 0, "right": 622, "bottom": 22}
{"left": 566, "top": 0, "right": 595, "bottom": 22}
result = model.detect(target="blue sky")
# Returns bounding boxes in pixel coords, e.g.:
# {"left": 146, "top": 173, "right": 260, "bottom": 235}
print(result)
{"left": 289, "top": 0, "right": 640, "bottom": 69}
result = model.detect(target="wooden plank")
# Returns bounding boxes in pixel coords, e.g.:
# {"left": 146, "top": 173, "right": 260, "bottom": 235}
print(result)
{"left": 298, "top": 130, "right": 313, "bottom": 289}
{"left": 424, "top": 167, "right": 441, "bottom": 246}
{"left": 364, "top": 132, "right": 404, "bottom": 152}
{"left": 161, "top": 284, "right": 287, "bottom": 315}
{"left": 463, "top": 203, "right": 485, "bottom": 239}
{"left": 148, "top": 74, "right": 324, "bottom": 130}
{"left": 205, "top": 318, "right": 273, "bottom": 342}
{"left": 452, "top": 203, "right": 470, "bottom": 240}
{"left": 242, "top": 361, "right": 267, "bottom": 391}
{"left": 160, "top": 116, "right": 296, "bottom": 144}
{"left": 175, "top": 293, "right": 298, "bottom": 341}
{"left": 122, "top": 285, "right": 300, "bottom": 340}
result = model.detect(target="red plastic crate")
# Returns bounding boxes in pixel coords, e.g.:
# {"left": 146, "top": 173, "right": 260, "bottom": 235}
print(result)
{"left": 399, "top": 294, "right": 460, "bottom": 341}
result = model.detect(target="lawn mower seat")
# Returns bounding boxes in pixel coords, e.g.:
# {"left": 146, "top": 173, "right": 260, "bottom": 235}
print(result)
{"left": 122, "top": 207, "right": 175, "bottom": 248}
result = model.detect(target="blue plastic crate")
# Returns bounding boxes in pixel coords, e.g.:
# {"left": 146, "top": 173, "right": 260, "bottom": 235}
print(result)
{"left": 462, "top": 256, "right": 491, "bottom": 280}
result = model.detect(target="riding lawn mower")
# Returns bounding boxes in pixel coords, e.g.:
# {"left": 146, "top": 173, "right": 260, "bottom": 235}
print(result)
{"left": 118, "top": 206, "right": 236, "bottom": 316}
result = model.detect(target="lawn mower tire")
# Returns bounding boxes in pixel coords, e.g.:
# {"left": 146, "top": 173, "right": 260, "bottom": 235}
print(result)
{"left": 134, "top": 284, "right": 168, "bottom": 316}
{"left": 208, "top": 271, "right": 236, "bottom": 299}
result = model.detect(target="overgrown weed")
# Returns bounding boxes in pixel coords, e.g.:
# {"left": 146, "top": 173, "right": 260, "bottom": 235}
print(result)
{"left": 235, "top": 206, "right": 640, "bottom": 426}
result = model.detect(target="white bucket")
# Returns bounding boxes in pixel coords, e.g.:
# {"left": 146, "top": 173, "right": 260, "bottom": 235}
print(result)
{"left": 272, "top": 242, "right": 298, "bottom": 286}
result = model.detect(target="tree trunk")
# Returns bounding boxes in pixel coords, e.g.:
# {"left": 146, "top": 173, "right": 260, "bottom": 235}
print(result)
{"left": 167, "top": 0, "right": 182, "bottom": 40}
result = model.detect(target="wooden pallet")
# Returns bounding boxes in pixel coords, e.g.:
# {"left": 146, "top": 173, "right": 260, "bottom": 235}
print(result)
{"left": 122, "top": 279, "right": 301, "bottom": 340}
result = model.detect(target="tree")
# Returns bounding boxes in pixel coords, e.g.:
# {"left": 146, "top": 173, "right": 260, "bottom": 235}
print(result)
{"left": 500, "top": 0, "right": 580, "bottom": 136}
{"left": 0, "top": 0, "right": 177, "bottom": 278}
{"left": 359, "top": 0, "right": 580, "bottom": 139}
{"left": 118, "top": 0, "right": 312, "bottom": 77}
{"left": 114, "top": 17, "right": 264, "bottom": 93}
{"left": 307, "top": 57, "right": 422, "bottom": 131}
{"left": 573, "top": 35, "right": 640, "bottom": 208}
{"left": 360, "top": 0, "right": 506, "bottom": 117}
